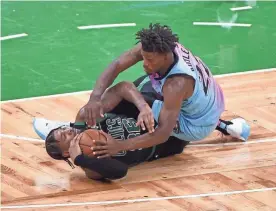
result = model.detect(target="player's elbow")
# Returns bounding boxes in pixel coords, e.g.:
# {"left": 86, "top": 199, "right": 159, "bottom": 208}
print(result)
{"left": 157, "top": 127, "right": 172, "bottom": 144}
{"left": 106, "top": 164, "right": 128, "bottom": 180}
{"left": 158, "top": 125, "right": 176, "bottom": 144}
{"left": 84, "top": 165, "right": 128, "bottom": 180}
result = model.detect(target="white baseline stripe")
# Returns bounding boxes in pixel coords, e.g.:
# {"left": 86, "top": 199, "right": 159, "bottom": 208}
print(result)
{"left": 188, "top": 138, "right": 276, "bottom": 147}
{"left": 1, "top": 133, "right": 276, "bottom": 147}
{"left": 214, "top": 68, "right": 275, "bottom": 78}
{"left": 230, "top": 6, "right": 253, "bottom": 11}
{"left": 1, "top": 68, "right": 275, "bottom": 104}
{"left": 0, "top": 33, "right": 28, "bottom": 41}
{"left": 1, "top": 187, "right": 276, "bottom": 209}
{"left": 0, "top": 134, "right": 44, "bottom": 142}
{"left": 78, "top": 23, "right": 136, "bottom": 30}
{"left": 193, "top": 22, "right": 251, "bottom": 27}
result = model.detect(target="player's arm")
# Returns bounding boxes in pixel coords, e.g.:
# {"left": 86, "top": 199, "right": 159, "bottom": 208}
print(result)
{"left": 121, "top": 76, "right": 194, "bottom": 150}
{"left": 74, "top": 155, "right": 128, "bottom": 180}
{"left": 92, "top": 76, "right": 194, "bottom": 156}
{"left": 69, "top": 133, "right": 128, "bottom": 180}
{"left": 81, "top": 167, "right": 103, "bottom": 180}
{"left": 91, "top": 43, "right": 143, "bottom": 100}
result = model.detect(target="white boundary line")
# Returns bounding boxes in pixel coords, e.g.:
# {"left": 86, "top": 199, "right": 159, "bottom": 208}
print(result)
{"left": 0, "top": 33, "right": 28, "bottom": 41}
{"left": 1, "top": 133, "right": 276, "bottom": 147}
{"left": 193, "top": 22, "right": 251, "bottom": 27}
{"left": 230, "top": 6, "right": 253, "bottom": 11}
{"left": 78, "top": 23, "right": 136, "bottom": 30}
{"left": 1, "top": 68, "right": 275, "bottom": 104}
{"left": 214, "top": 68, "right": 275, "bottom": 78}
{"left": 1, "top": 187, "right": 276, "bottom": 209}
{"left": 187, "top": 138, "right": 276, "bottom": 147}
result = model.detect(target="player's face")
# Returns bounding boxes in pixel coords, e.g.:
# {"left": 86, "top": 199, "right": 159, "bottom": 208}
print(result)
{"left": 54, "top": 126, "right": 80, "bottom": 155}
{"left": 141, "top": 50, "right": 167, "bottom": 74}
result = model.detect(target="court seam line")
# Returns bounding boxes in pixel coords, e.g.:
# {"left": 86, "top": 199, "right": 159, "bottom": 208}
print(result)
{"left": 1, "top": 187, "right": 276, "bottom": 209}
{"left": 1, "top": 133, "right": 276, "bottom": 146}
{"left": 1, "top": 67, "right": 275, "bottom": 104}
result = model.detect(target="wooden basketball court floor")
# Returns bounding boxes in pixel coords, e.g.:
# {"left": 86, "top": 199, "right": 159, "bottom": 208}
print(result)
{"left": 1, "top": 69, "right": 276, "bottom": 211}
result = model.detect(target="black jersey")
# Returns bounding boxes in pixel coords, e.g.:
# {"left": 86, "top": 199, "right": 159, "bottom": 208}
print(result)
{"left": 73, "top": 112, "right": 189, "bottom": 166}
{"left": 96, "top": 113, "right": 155, "bottom": 166}
{"left": 73, "top": 113, "right": 155, "bottom": 166}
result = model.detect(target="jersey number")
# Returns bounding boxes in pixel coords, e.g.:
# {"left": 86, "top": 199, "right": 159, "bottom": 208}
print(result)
{"left": 195, "top": 58, "right": 211, "bottom": 96}
{"left": 180, "top": 44, "right": 211, "bottom": 96}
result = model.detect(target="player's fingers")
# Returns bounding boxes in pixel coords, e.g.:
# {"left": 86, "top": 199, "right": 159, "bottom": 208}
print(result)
{"left": 100, "top": 107, "right": 104, "bottom": 118}
{"left": 140, "top": 120, "right": 146, "bottom": 131}
{"left": 136, "top": 115, "right": 143, "bottom": 126}
{"left": 75, "top": 133, "right": 83, "bottom": 144}
{"left": 148, "top": 114, "right": 155, "bottom": 132}
{"left": 91, "top": 146, "right": 107, "bottom": 151}
{"left": 151, "top": 114, "right": 155, "bottom": 127}
{"left": 86, "top": 108, "right": 92, "bottom": 126}
{"left": 90, "top": 110, "right": 96, "bottom": 127}
{"left": 93, "top": 139, "right": 106, "bottom": 146}
{"left": 97, "top": 154, "right": 110, "bottom": 159}
{"left": 71, "top": 134, "right": 78, "bottom": 144}
{"left": 143, "top": 116, "right": 152, "bottom": 133}
{"left": 93, "top": 150, "right": 108, "bottom": 156}
{"left": 84, "top": 107, "right": 90, "bottom": 125}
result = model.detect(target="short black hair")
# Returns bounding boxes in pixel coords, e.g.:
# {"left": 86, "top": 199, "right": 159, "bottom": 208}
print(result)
{"left": 45, "top": 127, "right": 75, "bottom": 168}
{"left": 136, "top": 23, "right": 179, "bottom": 53}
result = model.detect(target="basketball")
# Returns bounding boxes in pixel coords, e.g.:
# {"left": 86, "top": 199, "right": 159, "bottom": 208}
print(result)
{"left": 79, "top": 129, "right": 109, "bottom": 157}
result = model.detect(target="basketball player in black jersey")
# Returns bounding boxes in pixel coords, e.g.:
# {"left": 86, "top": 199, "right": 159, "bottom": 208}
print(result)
{"left": 45, "top": 97, "right": 188, "bottom": 181}
{"left": 40, "top": 77, "right": 247, "bottom": 180}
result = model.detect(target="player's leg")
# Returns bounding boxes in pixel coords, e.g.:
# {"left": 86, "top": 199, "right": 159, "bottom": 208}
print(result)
{"left": 152, "top": 99, "right": 251, "bottom": 142}
{"left": 148, "top": 136, "right": 190, "bottom": 161}
{"left": 33, "top": 83, "right": 126, "bottom": 139}
{"left": 106, "top": 75, "right": 158, "bottom": 118}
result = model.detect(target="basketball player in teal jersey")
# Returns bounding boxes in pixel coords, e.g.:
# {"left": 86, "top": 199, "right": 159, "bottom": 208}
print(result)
{"left": 35, "top": 81, "right": 191, "bottom": 180}
{"left": 35, "top": 23, "right": 250, "bottom": 161}
{"left": 35, "top": 80, "right": 247, "bottom": 181}
{"left": 80, "top": 23, "right": 250, "bottom": 158}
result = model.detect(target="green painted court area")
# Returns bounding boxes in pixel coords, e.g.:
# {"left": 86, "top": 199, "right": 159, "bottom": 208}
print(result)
{"left": 1, "top": 1, "right": 276, "bottom": 101}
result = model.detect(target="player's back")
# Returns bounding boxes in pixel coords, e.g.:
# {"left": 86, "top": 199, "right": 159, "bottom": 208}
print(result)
{"left": 150, "top": 42, "right": 225, "bottom": 127}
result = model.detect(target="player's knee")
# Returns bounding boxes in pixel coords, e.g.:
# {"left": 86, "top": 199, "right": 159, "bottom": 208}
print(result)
{"left": 108, "top": 165, "right": 128, "bottom": 180}
{"left": 76, "top": 107, "right": 85, "bottom": 121}
{"left": 115, "top": 81, "right": 135, "bottom": 91}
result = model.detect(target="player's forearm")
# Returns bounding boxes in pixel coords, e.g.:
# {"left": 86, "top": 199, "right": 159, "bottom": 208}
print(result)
{"left": 90, "top": 61, "right": 121, "bottom": 100}
{"left": 117, "top": 82, "right": 148, "bottom": 111}
{"left": 120, "top": 127, "right": 169, "bottom": 151}
{"left": 74, "top": 154, "right": 128, "bottom": 180}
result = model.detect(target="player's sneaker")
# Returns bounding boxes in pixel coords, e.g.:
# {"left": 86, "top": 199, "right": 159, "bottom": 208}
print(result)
{"left": 226, "top": 118, "right": 251, "bottom": 141}
{"left": 33, "top": 118, "right": 70, "bottom": 140}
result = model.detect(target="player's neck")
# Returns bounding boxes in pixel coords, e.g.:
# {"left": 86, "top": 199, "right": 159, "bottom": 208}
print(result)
{"left": 158, "top": 52, "right": 175, "bottom": 76}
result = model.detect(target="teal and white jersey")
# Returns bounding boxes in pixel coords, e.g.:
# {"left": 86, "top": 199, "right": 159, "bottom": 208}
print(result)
{"left": 150, "top": 42, "right": 225, "bottom": 128}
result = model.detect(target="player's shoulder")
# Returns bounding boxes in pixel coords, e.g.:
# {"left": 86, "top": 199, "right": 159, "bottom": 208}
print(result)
{"left": 164, "top": 74, "right": 194, "bottom": 96}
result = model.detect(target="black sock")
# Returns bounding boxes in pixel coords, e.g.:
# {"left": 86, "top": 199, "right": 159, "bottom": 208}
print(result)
{"left": 216, "top": 119, "right": 233, "bottom": 135}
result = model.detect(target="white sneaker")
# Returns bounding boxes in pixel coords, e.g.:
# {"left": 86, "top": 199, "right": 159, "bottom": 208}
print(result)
{"left": 226, "top": 118, "right": 251, "bottom": 141}
{"left": 33, "top": 118, "right": 70, "bottom": 140}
